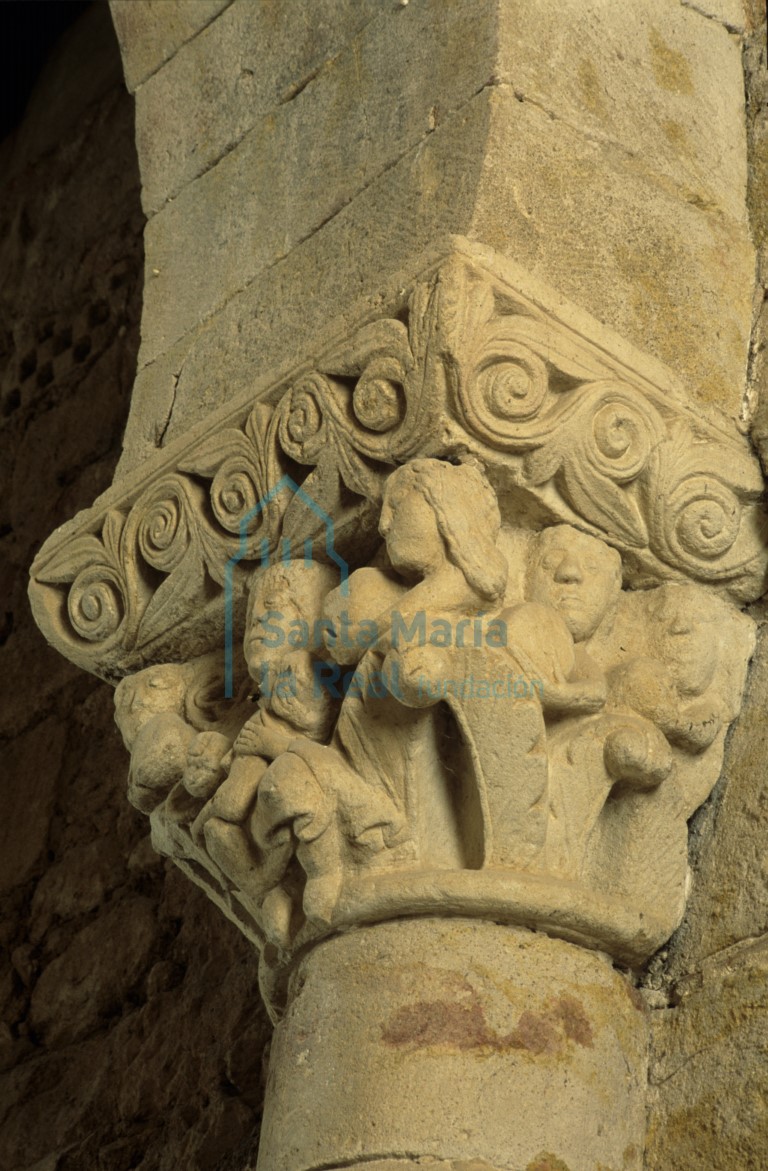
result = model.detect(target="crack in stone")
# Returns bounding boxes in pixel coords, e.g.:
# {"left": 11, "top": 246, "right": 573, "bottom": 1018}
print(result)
{"left": 303, "top": 1157, "right": 506, "bottom": 1171}
{"left": 138, "top": 71, "right": 733, "bottom": 391}
{"left": 135, "top": 76, "right": 497, "bottom": 388}
{"left": 279, "top": 61, "right": 330, "bottom": 106}
{"left": 679, "top": 0, "right": 744, "bottom": 34}
{"left": 155, "top": 363, "right": 182, "bottom": 448}
{"left": 145, "top": 11, "right": 382, "bottom": 218}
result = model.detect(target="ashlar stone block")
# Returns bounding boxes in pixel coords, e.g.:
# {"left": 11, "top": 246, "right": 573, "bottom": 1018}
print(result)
{"left": 109, "top": 0, "right": 234, "bottom": 92}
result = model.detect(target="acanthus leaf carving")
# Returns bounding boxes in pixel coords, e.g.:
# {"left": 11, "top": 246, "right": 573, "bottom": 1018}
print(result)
{"left": 35, "top": 532, "right": 114, "bottom": 586}
{"left": 31, "top": 241, "right": 768, "bottom": 681}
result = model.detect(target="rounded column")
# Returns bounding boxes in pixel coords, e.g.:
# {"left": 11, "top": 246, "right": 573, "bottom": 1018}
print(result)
{"left": 256, "top": 918, "right": 648, "bottom": 1171}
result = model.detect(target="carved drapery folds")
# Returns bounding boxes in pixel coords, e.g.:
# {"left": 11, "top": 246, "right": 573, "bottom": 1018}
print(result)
{"left": 29, "top": 239, "right": 764, "bottom": 1014}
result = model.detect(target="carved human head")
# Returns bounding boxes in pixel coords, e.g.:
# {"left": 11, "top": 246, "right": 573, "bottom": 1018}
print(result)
{"left": 245, "top": 560, "right": 338, "bottom": 674}
{"left": 527, "top": 525, "right": 622, "bottom": 643}
{"left": 379, "top": 458, "right": 508, "bottom": 602}
{"left": 647, "top": 582, "right": 720, "bottom": 698}
{"left": 114, "top": 663, "right": 189, "bottom": 749}
{"left": 245, "top": 560, "right": 339, "bottom": 737}
{"left": 183, "top": 731, "right": 231, "bottom": 800}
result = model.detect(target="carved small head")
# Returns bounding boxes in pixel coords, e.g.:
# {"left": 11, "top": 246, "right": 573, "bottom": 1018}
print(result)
{"left": 647, "top": 583, "right": 720, "bottom": 698}
{"left": 527, "top": 525, "right": 622, "bottom": 643}
{"left": 245, "top": 560, "right": 338, "bottom": 676}
{"left": 245, "top": 560, "right": 339, "bottom": 738}
{"left": 183, "top": 731, "right": 231, "bottom": 800}
{"left": 114, "top": 663, "right": 189, "bottom": 750}
{"left": 379, "top": 459, "right": 507, "bottom": 602}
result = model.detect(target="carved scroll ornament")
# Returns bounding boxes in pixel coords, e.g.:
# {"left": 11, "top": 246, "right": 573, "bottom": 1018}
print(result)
{"left": 29, "top": 240, "right": 766, "bottom": 680}
{"left": 28, "top": 240, "right": 764, "bottom": 1013}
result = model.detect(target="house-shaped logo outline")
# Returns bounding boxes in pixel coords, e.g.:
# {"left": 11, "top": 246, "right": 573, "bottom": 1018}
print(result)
{"left": 223, "top": 474, "right": 350, "bottom": 697}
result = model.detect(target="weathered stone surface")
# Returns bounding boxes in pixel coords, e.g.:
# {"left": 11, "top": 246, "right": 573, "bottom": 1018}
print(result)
{"left": 28, "top": 837, "right": 127, "bottom": 943}
{"left": 45, "top": 236, "right": 767, "bottom": 687}
{"left": 495, "top": 0, "right": 749, "bottom": 224}
{"left": 647, "top": 17, "right": 768, "bottom": 1157}
{"left": 121, "top": 0, "right": 753, "bottom": 470}
{"left": 109, "top": 0, "right": 234, "bottom": 92}
{"left": 134, "top": 0, "right": 386, "bottom": 215}
{"left": 646, "top": 936, "right": 768, "bottom": 1170}
{"left": 136, "top": 0, "right": 497, "bottom": 367}
{"left": 0, "top": 8, "right": 270, "bottom": 1170}
{"left": 0, "top": 876, "right": 268, "bottom": 1171}
{"left": 258, "top": 920, "right": 647, "bottom": 1171}
{"left": 29, "top": 897, "right": 160, "bottom": 1047}
{"left": 475, "top": 86, "right": 753, "bottom": 415}
{"left": 663, "top": 620, "right": 768, "bottom": 980}
{"left": 92, "top": 437, "right": 758, "bottom": 994}
{"left": 679, "top": 0, "right": 748, "bottom": 30}
{"left": 743, "top": 2, "right": 768, "bottom": 455}
{"left": 12, "top": 0, "right": 768, "bottom": 1167}
{"left": 121, "top": 79, "right": 754, "bottom": 470}
{"left": 0, "top": 718, "right": 65, "bottom": 894}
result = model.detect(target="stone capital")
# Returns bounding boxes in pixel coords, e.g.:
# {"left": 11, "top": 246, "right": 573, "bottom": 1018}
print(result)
{"left": 29, "top": 238, "right": 764, "bottom": 1170}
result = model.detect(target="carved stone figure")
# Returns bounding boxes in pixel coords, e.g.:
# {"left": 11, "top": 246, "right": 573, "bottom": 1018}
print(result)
{"left": 526, "top": 523, "right": 622, "bottom": 671}
{"left": 28, "top": 242, "right": 757, "bottom": 1014}
{"left": 114, "top": 659, "right": 236, "bottom": 818}
{"left": 196, "top": 560, "right": 340, "bottom": 932}
{"left": 31, "top": 241, "right": 765, "bottom": 1171}
{"left": 110, "top": 448, "right": 756, "bottom": 972}
{"left": 114, "top": 663, "right": 196, "bottom": 814}
{"left": 338, "top": 458, "right": 510, "bottom": 866}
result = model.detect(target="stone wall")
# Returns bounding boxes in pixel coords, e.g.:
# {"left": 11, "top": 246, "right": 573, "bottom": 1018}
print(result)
{"left": 102, "top": 1, "right": 768, "bottom": 1167}
{"left": 645, "top": 4, "right": 768, "bottom": 1167}
{"left": 0, "top": 8, "right": 268, "bottom": 1170}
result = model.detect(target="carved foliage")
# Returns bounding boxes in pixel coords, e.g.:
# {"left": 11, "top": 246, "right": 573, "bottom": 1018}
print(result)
{"left": 29, "top": 245, "right": 767, "bottom": 680}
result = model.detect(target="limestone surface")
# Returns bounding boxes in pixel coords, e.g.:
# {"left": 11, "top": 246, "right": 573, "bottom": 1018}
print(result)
{"left": 257, "top": 920, "right": 647, "bottom": 1171}
{"left": 16, "top": 0, "right": 768, "bottom": 1167}
{"left": 110, "top": 0, "right": 755, "bottom": 470}
{"left": 109, "top": 0, "right": 234, "bottom": 92}
{"left": 1, "top": 9, "right": 270, "bottom": 1170}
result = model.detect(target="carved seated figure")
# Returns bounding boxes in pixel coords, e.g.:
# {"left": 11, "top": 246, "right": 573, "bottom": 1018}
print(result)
{"left": 336, "top": 458, "right": 528, "bottom": 870}
{"left": 603, "top": 581, "right": 752, "bottom": 820}
{"left": 323, "top": 458, "right": 574, "bottom": 873}
{"left": 190, "top": 552, "right": 415, "bottom": 950}
{"left": 114, "top": 659, "right": 244, "bottom": 913}
{"left": 250, "top": 740, "right": 412, "bottom": 945}
{"left": 610, "top": 583, "right": 724, "bottom": 755}
{"left": 543, "top": 564, "right": 752, "bottom": 899}
{"left": 524, "top": 523, "right": 624, "bottom": 704}
{"left": 516, "top": 525, "right": 673, "bottom": 876}
{"left": 383, "top": 510, "right": 626, "bottom": 872}
{"left": 307, "top": 468, "right": 637, "bottom": 879}
{"left": 194, "top": 560, "right": 340, "bottom": 925}
{"left": 249, "top": 457, "right": 521, "bottom": 936}
{"left": 114, "top": 661, "right": 234, "bottom": 818}
{"left": 243, "top": 460, "right": 504, "bottom": 938}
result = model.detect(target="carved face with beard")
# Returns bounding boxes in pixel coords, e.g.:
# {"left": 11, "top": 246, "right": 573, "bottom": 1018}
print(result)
{"left": 244, "top": 560, "right": 339, "bottom": 740}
